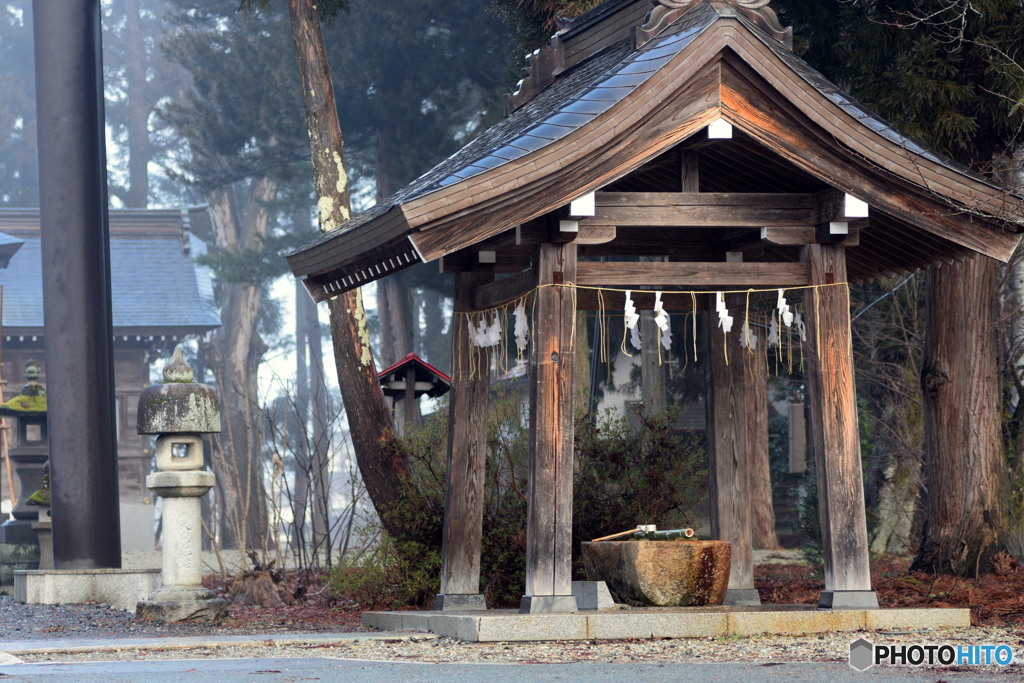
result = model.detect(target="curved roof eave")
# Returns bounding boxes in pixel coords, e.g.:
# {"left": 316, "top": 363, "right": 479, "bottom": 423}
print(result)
{"left": 288, "top": 3, "right": 1023, "bottom": 298}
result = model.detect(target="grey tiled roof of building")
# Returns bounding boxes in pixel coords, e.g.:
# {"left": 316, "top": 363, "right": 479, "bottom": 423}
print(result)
{"left": 0, "top": 231, "right": 219, "bottom": 333}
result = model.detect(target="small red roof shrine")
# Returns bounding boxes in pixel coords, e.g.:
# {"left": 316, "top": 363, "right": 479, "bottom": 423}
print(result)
{"left": 291, "top": 0, "right": 1024, "bottom": 615}
{"left": 377, "top": 353, "right": 451, "bottom": 435}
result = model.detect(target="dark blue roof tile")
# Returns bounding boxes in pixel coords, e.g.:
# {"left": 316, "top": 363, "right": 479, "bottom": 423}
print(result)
{"left": 0, "top": 233, "right": 219, "bottom": 332}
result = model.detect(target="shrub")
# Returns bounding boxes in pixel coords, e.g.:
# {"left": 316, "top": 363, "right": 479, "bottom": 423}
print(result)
{"left": 327, "top": 397, "right": 708, "bottom": 609}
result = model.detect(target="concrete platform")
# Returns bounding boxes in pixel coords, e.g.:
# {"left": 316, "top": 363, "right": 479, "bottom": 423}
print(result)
{"left": 363, "top": 605, "right": 971, "bottom": 642}
{"left": 14, "top": 568, "right": 161, "bottom": 611}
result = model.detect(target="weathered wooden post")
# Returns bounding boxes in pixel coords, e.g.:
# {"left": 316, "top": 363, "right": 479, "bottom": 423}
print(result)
{"left": 521, "top": 242, "right": 578, "bottom": 614}
{"left": 437, "top": 273, "right": 492, "bottom": 611}
{"left": 705, "top": 294, "right": 762, "bottom": 606}
{"left": 802, "top": 243, "right": 877, "bottom": 608}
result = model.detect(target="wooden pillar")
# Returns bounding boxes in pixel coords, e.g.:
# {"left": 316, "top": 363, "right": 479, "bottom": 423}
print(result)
{"left": 705, "top": 294, "right": 762, "bottom": 606}
{"left": 802, "top": 244, "right": 877, "bottom": 608}
{"left": 521, "top": 242, "right": 578, "bottom": 613}
{"left": 403, "top": 366, "right": 416, "bottom": 436}
{"left": 437, "top": 271, "right": 492, "bottom": 611}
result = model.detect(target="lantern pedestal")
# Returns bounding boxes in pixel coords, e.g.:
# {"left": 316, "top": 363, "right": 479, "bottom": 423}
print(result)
{"left": 136, "top": 465, "right": 225, "bottom": 621}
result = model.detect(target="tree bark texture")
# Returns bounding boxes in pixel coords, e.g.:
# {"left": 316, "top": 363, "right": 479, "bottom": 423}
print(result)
{"left": 286, "top": 0, "right": 349, "bottom": 230}
{"left": 206, "top": 181, "right": 274, "bottom": 551}
{"left": 857, "top": 277, "right": 925, "bottom": 556}
{"left": 304, "top": 288, "right": 332, "bottom": 556}
{"left": 802, "top": 244, "right": 872, "bottom": 593}
{"left": 292, "top": 279, "right": 311, "bottom": 551}
{"left": 912, "top": 256, "right": 1007, "bottom": 576}
{"left": 377, "top": 273, "right": 415, "bottom": 369}
{"left": 287, "top": 0, "right": 411, "bottom": 533}
{"left": 121, "top": 0, "right": 149, "bottom": 207}
{"left": 439, "top": 272, "right": 492, "bottom": 596}
{"left": 705, "top": 295, "right": 765, "bottom": 590}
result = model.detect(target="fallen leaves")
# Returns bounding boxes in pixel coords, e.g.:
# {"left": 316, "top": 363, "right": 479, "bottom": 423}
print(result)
{"left": 755, "top": 555, "right": 1024, "bottom": 626}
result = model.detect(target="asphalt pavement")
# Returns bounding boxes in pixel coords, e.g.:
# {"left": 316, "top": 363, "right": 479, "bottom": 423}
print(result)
{"left": 0, "top": 658, "right": 1012, "bottom": 681}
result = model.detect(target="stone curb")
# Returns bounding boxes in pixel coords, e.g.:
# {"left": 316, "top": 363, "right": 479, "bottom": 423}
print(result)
{"left": 0, "top": 631, "right": 436, "bottom": 656}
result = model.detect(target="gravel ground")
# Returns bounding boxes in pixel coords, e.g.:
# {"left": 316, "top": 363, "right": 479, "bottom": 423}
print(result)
{"left": 2, "top": 593, "right": 1024, "bottom": 674}
{"left": 0, "top": 595, "right": 356, "bottom": 641}
{"left": 10, "top": 629, "right": 1024, "bottom": 676}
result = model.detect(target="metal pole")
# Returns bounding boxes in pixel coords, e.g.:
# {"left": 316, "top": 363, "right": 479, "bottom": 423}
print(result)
{"left": 33, "top": 0, "right": 121, "bottom": 568}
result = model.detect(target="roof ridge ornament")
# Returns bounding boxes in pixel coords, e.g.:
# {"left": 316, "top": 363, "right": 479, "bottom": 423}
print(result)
{"left": 506, "top": 39, "right": 566, "bottom": 115}
{"left": 635, "top": 0, "right": 792, "bottom": 50}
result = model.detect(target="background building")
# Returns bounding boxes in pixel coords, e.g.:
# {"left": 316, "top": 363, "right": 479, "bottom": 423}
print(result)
{"left": 0, "top": 207, "right": 219, "bottom": 550}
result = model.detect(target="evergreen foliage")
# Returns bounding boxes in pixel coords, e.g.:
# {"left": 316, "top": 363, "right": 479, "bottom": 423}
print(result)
{"left": 161, "top": 1, "right": 310, "bottom": 192}
{"left": 777, "top": 0, "right": 1024, "bottom": 170}
{"left": 0, "top": 1, "right": 38, "bottom": 206}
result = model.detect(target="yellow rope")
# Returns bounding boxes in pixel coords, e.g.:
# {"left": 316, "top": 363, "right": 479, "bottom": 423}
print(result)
{"left": 464, "top": 281, "right": 849, "bottom": 315}
{"left": 691, "top": 292, "right": 698, "bottom": 362}
{"left": 451, "top": 281, "right": 851, "bottom": 382}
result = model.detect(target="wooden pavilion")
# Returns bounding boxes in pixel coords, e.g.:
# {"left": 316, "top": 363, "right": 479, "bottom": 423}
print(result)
{"left": 289, "top": 0, "right": 1024, "bottom": 613}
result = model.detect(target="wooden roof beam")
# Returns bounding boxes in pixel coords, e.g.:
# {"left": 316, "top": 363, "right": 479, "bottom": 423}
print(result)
{"left": 439, "top": 250, "right": 531, "bottom": 274}
{"left": 515, "top": 218, "right": 617, "bottom": 246}
{"left": 717, "top": 226, "right": 861, "bottom": 253}
{"left": 472, "top": 269, "right": 535, "bottom": 310}
{"left": 582, "top": 192, "right": 817, "bottom": 227}
{"left": 576, "top": 261, "right": 809, "bottom": 287}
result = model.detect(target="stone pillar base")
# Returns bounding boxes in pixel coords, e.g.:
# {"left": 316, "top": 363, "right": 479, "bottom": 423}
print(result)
{"left": 136, "top": 597, "right": 227, "bottom": 623}
{"left": 435, "top": 593, "right": 487, "bottom": 611}
{"left": 572, "top": 581, "right": 615, "bottom": 610}
{"left": 724, "top": 588, "right": 761, "bottom": 606}
{"left": 819, "top": 590, "right": 878, "bottom": 609}
{"left": 519, "top": 594, "right": 578, "bottom": 614}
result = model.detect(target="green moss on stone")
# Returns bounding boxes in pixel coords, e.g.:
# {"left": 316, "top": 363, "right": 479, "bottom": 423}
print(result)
{"left": 0, "top": 394, "right": 46, "bottom": 412}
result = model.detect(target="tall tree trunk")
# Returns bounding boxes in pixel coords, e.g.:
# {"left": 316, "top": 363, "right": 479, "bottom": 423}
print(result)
{"left": 304, "top": 287, "right": 332, "bottom": 559}
{"left": 121, "top": 0, "right": 149, "bottom": 208}
{"left": 377, "top": 273, "right": 414, "bottom": 369}
{"left": 292, "top": 278, "right": 311, "bottom": 552}
{"left": 860, "top": 278, "right": 925, "bottom": 556}
{"left": 417, "top": 286, "right": 449, "bottom": 369}
{"left": 375, "top": 123, "right": 415, "bottom": 376}
{"left": 912, "top": 257, "right": 1007, "bottom": 576}
{"left": 206, "top": 181, "right": 274, "bottom": 552}
{"left": 286, "top": 0, "right": 412, "bottom": 531}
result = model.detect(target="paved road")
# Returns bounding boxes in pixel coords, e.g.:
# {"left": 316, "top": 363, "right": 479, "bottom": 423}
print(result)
{"left": 0, "top": 658, "right": 1007, "bottom": 681}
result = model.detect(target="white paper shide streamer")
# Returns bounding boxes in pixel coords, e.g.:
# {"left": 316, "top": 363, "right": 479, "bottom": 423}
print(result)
{"left": 624, "top": 290, "right": 642, "bottom": 350}
{"left": 514, "top": 300, "right": 529, "bottom": 352}
{"left": 653, "top": 292, "right": 671, "bottom": 350}
{"left": 469, "top": 313, "right": 501, "bottom": 348}
{"left": 715, "top": 291, "right": 733, "bottom": 333}
{"left": 740, "top": 320, "right": 757, "bottom": 350}
{"left": 767, "top": 316, "right": 779, "bottom": 348}
{"left": 777, "top": 289, "right": 794, "bottom": 327}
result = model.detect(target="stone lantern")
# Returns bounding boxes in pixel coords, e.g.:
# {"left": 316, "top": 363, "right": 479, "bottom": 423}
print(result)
{"left": 0, "top": 360, "right": 49, "bottom": 583}
{"left": 135, "top": 346, "right": 226, "bottom": 621}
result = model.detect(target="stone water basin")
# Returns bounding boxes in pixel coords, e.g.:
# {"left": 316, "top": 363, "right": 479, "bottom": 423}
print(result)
{"left": 581, "top": 539, "right": 731, "bottom": 606}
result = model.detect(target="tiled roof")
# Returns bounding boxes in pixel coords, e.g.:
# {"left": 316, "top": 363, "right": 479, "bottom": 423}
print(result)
{"left": 292, "top": 4, "right": 719, "bottom": 262}
{"left": 288, "top": 0, "right": 1023, "bottom": 297}
{"left": 0, "top": 225, "right": 219, "bottom": 334}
